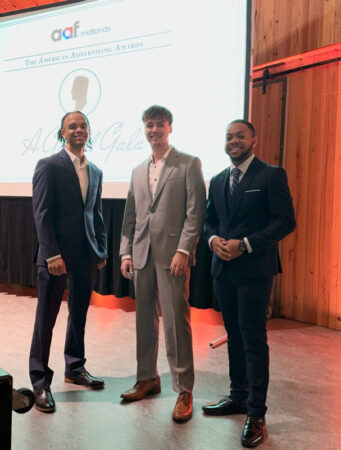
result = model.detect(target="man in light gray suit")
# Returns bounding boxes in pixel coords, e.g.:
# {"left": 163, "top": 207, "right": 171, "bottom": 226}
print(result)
{"left": 120, "top": 105, "right": 206, "bottom": 422}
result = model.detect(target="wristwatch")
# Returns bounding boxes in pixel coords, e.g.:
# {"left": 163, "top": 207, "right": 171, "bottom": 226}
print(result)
{"left": 238, "top": 239, "right": 248, "bottom": 253}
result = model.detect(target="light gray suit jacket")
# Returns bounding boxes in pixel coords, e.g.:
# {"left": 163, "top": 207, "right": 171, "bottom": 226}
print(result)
{"left": 120, "top": 147, "right": 206, "bottom": 269}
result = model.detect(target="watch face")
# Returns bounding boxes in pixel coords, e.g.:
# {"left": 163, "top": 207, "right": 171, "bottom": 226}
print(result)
{"left": 239, "top": 240, "right": 247, "bottom": 252}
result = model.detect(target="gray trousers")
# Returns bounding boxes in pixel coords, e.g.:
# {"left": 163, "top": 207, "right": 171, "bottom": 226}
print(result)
{"left": 134, "top": 250, "right": 194, "bottom": 393}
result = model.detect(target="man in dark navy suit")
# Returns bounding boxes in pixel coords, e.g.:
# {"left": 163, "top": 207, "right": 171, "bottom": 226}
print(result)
{"left": 29, "top": 111, "right": 107, "bottom": 413}
{"left": 202, "top": 120, "right": 296, "bottom": 447}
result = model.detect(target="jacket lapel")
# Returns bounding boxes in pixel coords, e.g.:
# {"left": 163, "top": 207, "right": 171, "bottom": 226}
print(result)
{"left": 140, "top": 159, "right": 153, "bottom": 204}
{"left": 222, "top": 167, "right": 231, "bottom": 218}
{"left": 151, "top": 148, "right": 176, "bottom": 206}
{"left": 86, "top": 162, "right": 95, "bottom": 204}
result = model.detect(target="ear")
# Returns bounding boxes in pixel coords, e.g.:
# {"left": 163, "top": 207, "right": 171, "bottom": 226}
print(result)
{"left": 252, "top": 136, "right": 258, "bottom": 148}
{"left": 169, "top": 124, "right": 173, "bottom": 134}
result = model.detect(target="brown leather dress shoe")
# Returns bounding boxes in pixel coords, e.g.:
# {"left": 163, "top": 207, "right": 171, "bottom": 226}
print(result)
{"left": 120, "top": 376, "right": 161, "bottom": 401}
{"left": 172, "top": 391, "right": 193, "bottom": 422}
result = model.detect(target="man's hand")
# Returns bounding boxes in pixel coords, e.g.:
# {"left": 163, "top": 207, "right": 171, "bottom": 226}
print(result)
{"left": 225, "top": 239, "right": 243, "bottom": 260}
{"left": 47, "top": 257, "right": 67, "bottom": 276}
{"left": 97, "top": 260, "right": 106, "bottom": 270}
{"left": 121, "top": 258, "right": 134, "bottom": 279}
{"left": 170, "top": 251, "right": 189, "bottom": 276}
{"left": 211, "top": 237, "right": 243, "bottom": 261}
{"left": 211, "top": 237, "right": 230, "bottom": 261}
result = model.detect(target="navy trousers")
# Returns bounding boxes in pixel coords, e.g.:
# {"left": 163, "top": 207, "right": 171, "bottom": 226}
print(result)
{"left": 214, "top": 275, "right": 272, "bottom": 418}
{"left": 29, "top": 260, "right": 97, "bottom": 390}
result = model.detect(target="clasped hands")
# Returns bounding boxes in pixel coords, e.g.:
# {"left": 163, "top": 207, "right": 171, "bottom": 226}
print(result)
{"left": 211, "top": 237, "right": 242, "bottom": 261}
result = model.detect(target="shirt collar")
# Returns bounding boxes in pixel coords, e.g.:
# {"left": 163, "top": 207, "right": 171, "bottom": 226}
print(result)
{"left": 64, "top": 147, "right": 88, "bottom": 167}
{"left": 149, "top": 146, "right": 172, "bottom": 164}
{"left": 230, "top": 154, "right": 254, "bottom": 174}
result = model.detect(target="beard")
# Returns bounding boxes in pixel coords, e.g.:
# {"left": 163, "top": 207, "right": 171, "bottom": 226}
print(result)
{"left": 226, "top": 144, "right": 253, "bottom": 164}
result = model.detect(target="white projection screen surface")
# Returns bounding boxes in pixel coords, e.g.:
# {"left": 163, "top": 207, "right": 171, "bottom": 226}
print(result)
{"left": 0, "top": 0, "right": 250, "bottom": 198}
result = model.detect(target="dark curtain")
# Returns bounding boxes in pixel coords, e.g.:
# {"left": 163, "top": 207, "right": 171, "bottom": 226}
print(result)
{"left": 0, "top": 197, "right": 38, "bottom": 285}
{"left": 0, "top": 197, "right": 218, "bottom": 309}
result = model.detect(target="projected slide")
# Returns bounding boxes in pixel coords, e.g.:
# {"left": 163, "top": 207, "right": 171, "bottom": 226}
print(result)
{"left": 0, "top": 0, "right": 248, "bottom": 197}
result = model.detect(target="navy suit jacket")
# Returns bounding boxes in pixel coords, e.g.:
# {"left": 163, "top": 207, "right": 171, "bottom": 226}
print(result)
{"left": 204, "top": 156, "right": 296, "bottom": 281}
{"left": 33, "top": 149, "right": 107, "bottom": 268}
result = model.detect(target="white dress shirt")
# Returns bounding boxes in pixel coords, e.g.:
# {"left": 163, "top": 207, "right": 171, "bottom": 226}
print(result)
{"left": 229, "top": 154, "right": 254, "bottom": 189}
{"left": 65, "top": 147, "right": 89, "bottom": 203}
{"left": 46, "top": 148, "right": 89, "bottom": 263}
{"left": 149, "top": 146, "right": 172, "bottom": 198}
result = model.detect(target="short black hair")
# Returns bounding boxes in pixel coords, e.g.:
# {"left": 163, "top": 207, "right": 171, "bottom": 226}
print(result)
{"left": 227, "top": 119, "right": 255, "bottom": 137}
{"left": 142, "top": 105, "right": 173, "bottom": 125}
{"left": 57, "top": 111, "right": 93, "bottom": 148}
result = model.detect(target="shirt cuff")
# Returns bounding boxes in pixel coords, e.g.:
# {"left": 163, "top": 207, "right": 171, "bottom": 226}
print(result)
{"left": 46, "top": 254, "right": 62, "bottom": 263}
{"left": 177, "top": 249, "right": 190, "bottom": 256}
{"left": 243, "top": 237, "right": 253, "bottom": 253}
{"left": 208, "top": 235, "right": 219, "bottom": 250}
{"left": 121, "top": 254, "right": 132, "bottom": 260}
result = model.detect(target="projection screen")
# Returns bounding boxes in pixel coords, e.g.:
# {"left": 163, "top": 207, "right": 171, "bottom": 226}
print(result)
{"left": 0, "top": 0, "right": 251, "bottom": 197}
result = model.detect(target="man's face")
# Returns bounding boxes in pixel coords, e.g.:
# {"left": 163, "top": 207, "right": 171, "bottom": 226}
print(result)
{"left": 144, "top": 116, "right": 172, "bottom": 146}
{"left": 225, "top": 122, "right": 257, "bottom": 165}
{"left": 61, "top": 112, "right": 89, "bottom": 148}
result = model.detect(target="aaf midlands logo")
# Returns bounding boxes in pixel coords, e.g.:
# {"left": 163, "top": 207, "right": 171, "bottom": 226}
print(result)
{"left": 51, "top": 21, "right": 111, "bottom": 42}
{"left": 51, "top": 21, "right": 80, "bottom": 42}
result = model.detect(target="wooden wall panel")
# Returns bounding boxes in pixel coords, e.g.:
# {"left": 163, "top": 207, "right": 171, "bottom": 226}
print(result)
{"left": 251, "top": 81, "right": 284, "bottom": 166}
{"left": 253, "top": 0, "right": 341, "bottom": 65}
{"left": 280, "top": 62, "right": 341, "bottom": 330}
{"left": 251, "top": 0, "right": 341, "bottom": 329}
{"left": 251, "top": 62, "right": 341, "bottom": 330}
{"left": 329, "top": 69, "right": 341, "bottom": 329}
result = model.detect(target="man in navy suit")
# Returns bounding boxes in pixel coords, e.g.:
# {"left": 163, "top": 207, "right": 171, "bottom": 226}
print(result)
{"left": 29, "top": 111, "right": 107, "bottom": 413}
{"left": 202, "top": 120, "right": 296, "bottom": 447}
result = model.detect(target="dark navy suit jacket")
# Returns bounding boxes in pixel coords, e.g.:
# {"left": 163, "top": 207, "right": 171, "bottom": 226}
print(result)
{"left": 33, "top": 149, "right": 107, "bottom": 268}
{"left": 204, "top": 156, "right": 296, "bottom": 281}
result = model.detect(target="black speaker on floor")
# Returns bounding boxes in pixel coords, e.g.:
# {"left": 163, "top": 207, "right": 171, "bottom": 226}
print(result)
{"left": 0, "top": 368, "right": 13, "bottom": 450}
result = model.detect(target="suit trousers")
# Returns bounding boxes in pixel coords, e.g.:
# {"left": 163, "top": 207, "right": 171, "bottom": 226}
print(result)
{"left": 134, "top": 250, "right": 194, "bottom": 393}
{"left": 29, "top": 260, "right": 97, "bottom": 389}
{"left": 214, "top": 275, "right": 272, "bottom": 418}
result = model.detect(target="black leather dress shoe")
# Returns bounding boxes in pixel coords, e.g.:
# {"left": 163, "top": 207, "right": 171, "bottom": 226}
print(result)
{"left": 33, "top": 388, "right": 55, "bottom": 413}
{"left": 241, "top": 416, "right": 266, "bottom": 448}
{"left": 202, "top": 396, "right": 247, "bottom": 416}
{"left": 64, "top": 370, "right": 104, "bottom": 389}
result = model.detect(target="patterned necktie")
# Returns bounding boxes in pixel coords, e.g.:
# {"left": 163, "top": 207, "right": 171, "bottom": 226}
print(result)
{"left": 230, "top": 168, "right": 241, "bottom": 195}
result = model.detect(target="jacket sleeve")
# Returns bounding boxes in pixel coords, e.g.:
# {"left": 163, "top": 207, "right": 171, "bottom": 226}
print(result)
{"left": 32, "top": 159, "right": 60, "bottom": 261}
{"left": 93, "top": 171, "right": 108, "bottom": 259}
{"left": 247, "top": 167, "right": 296, "bottom": 254}
{"left": 204, "top": 176, "right": 220, "bottom": 242}
{"left": 177, "top": 157, "right": 207, "bottom": 253}
{"left": 119, "top": 175, "right": 136, "bottom": 257}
